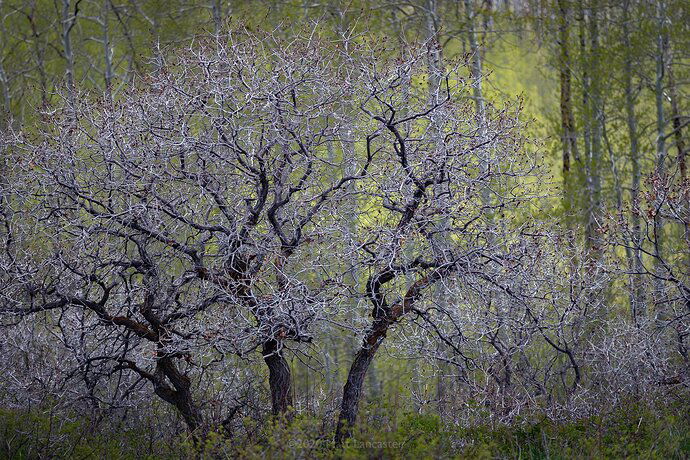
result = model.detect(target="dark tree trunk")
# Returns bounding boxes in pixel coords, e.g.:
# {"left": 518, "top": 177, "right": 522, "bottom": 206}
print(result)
{"left": 667, "top": 55, "right": 686, "bottom": 179}
{"left": 152, "top": 357, "right": 204, "bottom": 434}
{"left": 335, "top": 271, "right": 448, "bottom": 445}
{"left": 153, "top": 386, "right": 203, "bottom": 435}
{"left": 335, "top": 319, "right": 388, "bottom": 445}
{"left": 262, "top": 339, "right": 293, "bottom": 416}
{"left": 557, "top": 0, "right": 579, "bottom": 187}
{"left": 171, "top": 388, "right": 204, "bottom": 433}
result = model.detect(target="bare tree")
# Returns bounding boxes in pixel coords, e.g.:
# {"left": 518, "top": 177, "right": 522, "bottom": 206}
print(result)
{"left": 1, "top": 10, "right": 686, "bottom": 453}
{"left": 334, "top": 43, "right": 544, "bottom": 443}
{"left": 1, "top": 28, "right": 372, "bottom": 433}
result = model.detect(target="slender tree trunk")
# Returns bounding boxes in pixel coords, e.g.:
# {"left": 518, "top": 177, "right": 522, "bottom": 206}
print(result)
{"left": 27, "top": 6, "right": 48, "bottom": 107}
{"left": 262, "top": 339, "right": 293, "bottom": 416}
{"left": 0, "top": 13, "right": 9, "bottom": 284}
{"left": 61, "top": 0, "right": 77, "bottom": 111}
{"left": 666, "top": 56, "right": 686, "bottom": 179}
{"left": 424, "top": 3, "right": 453, "bottom": 404}
{"left": 557, "top": 0, "right": 582, "bottom": 302}
{"left": 557, "top": 0, "right": 579, "bottom": 195}
{"left": 0, "top": 57, "right": 9, "bottom": 129}
{"left": 465, "top": 0, "right": 514, "bottom": 396}
{"left": 653, "top": 0, "right": 667, "bottom": 322}
{"left": 482, "top": 0, "right": 494, "bottom": 38}
{"left": 578, "top": 0, "right": 592, "bottom": 231}
{"left": 622, "top": 0, "right": 646, "bottom": 322}
{"left": 559, "top": 3, "right": 571, "bottom": 182}
{"left": 665, "top": 44, "right": 690, "bottom": 280}
{"left": 603, "top": 116, "right": 634, "bottom": 301}
{"left": 654, "top": 2, "right": 668, "bottom": 177}
{"left": 0, "top": 6, "right": 9, "bottom": 127}
{"left": 211, "top": 0, "right": 222, "bottom": 35}
{"left": 426, "top": 0, "right": 446, "bottom": 217}
{"left": 464, "top": 0, "right": 493, "bottom": 232}
{"left": 464, "top": 0, "right": 486, "bottom": 132}
{"left": 585, "top": 0, "right": 602, "bottom": 256}
{"left": 338, "top": 25, "right": 369, "bottom": 399}
{"left": 102, "top": 0, "right": 112, "bottom": 101}
{"left": 426, "top": 0, "right": 443, "bottom": 109}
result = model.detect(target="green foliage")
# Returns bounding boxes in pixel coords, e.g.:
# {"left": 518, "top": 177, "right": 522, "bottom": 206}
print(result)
{"left": 1, "top": 1, "right": 689, "bottom": 459}
{"left": 455, "top": 404, "right": 690, "bottom": 460}
{"left": 343, "top": 404, "right": 689, "bottom": 460}
{"left": 1, "top": 402, "right": 688, "bottom": 459}
{"left": 0, "top": 408, "right": 175, "bottom": 459}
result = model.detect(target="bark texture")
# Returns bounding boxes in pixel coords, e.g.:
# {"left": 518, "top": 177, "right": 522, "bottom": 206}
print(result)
{"left": 263, "top": 339, "right": 293, "bottom": 416}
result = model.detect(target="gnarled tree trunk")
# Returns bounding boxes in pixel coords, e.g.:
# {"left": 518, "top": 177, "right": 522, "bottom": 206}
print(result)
{"left": 335, "top": 319, "right": 388, "bottom": 444}
{"left": 263, "top": 339, "right": 293, "bottom": 416}
{"left": 335, "top": 272, "right": 446, "bottom": 445}
{"left": 152, "top": 357, "right": 204, "bottom": 434}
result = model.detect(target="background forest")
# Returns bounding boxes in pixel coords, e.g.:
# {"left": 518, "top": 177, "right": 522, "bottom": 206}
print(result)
{"left": 0, "top": 0, "right": 688, "bottom": 458}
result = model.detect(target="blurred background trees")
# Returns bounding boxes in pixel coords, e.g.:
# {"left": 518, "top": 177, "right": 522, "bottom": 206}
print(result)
{"left": 0, "top": 0, "right": 688, "bottom": 458}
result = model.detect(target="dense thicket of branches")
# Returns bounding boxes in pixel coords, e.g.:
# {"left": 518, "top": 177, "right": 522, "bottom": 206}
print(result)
{"left": 0, "top": 0, "right": 688, "bottom": 457}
